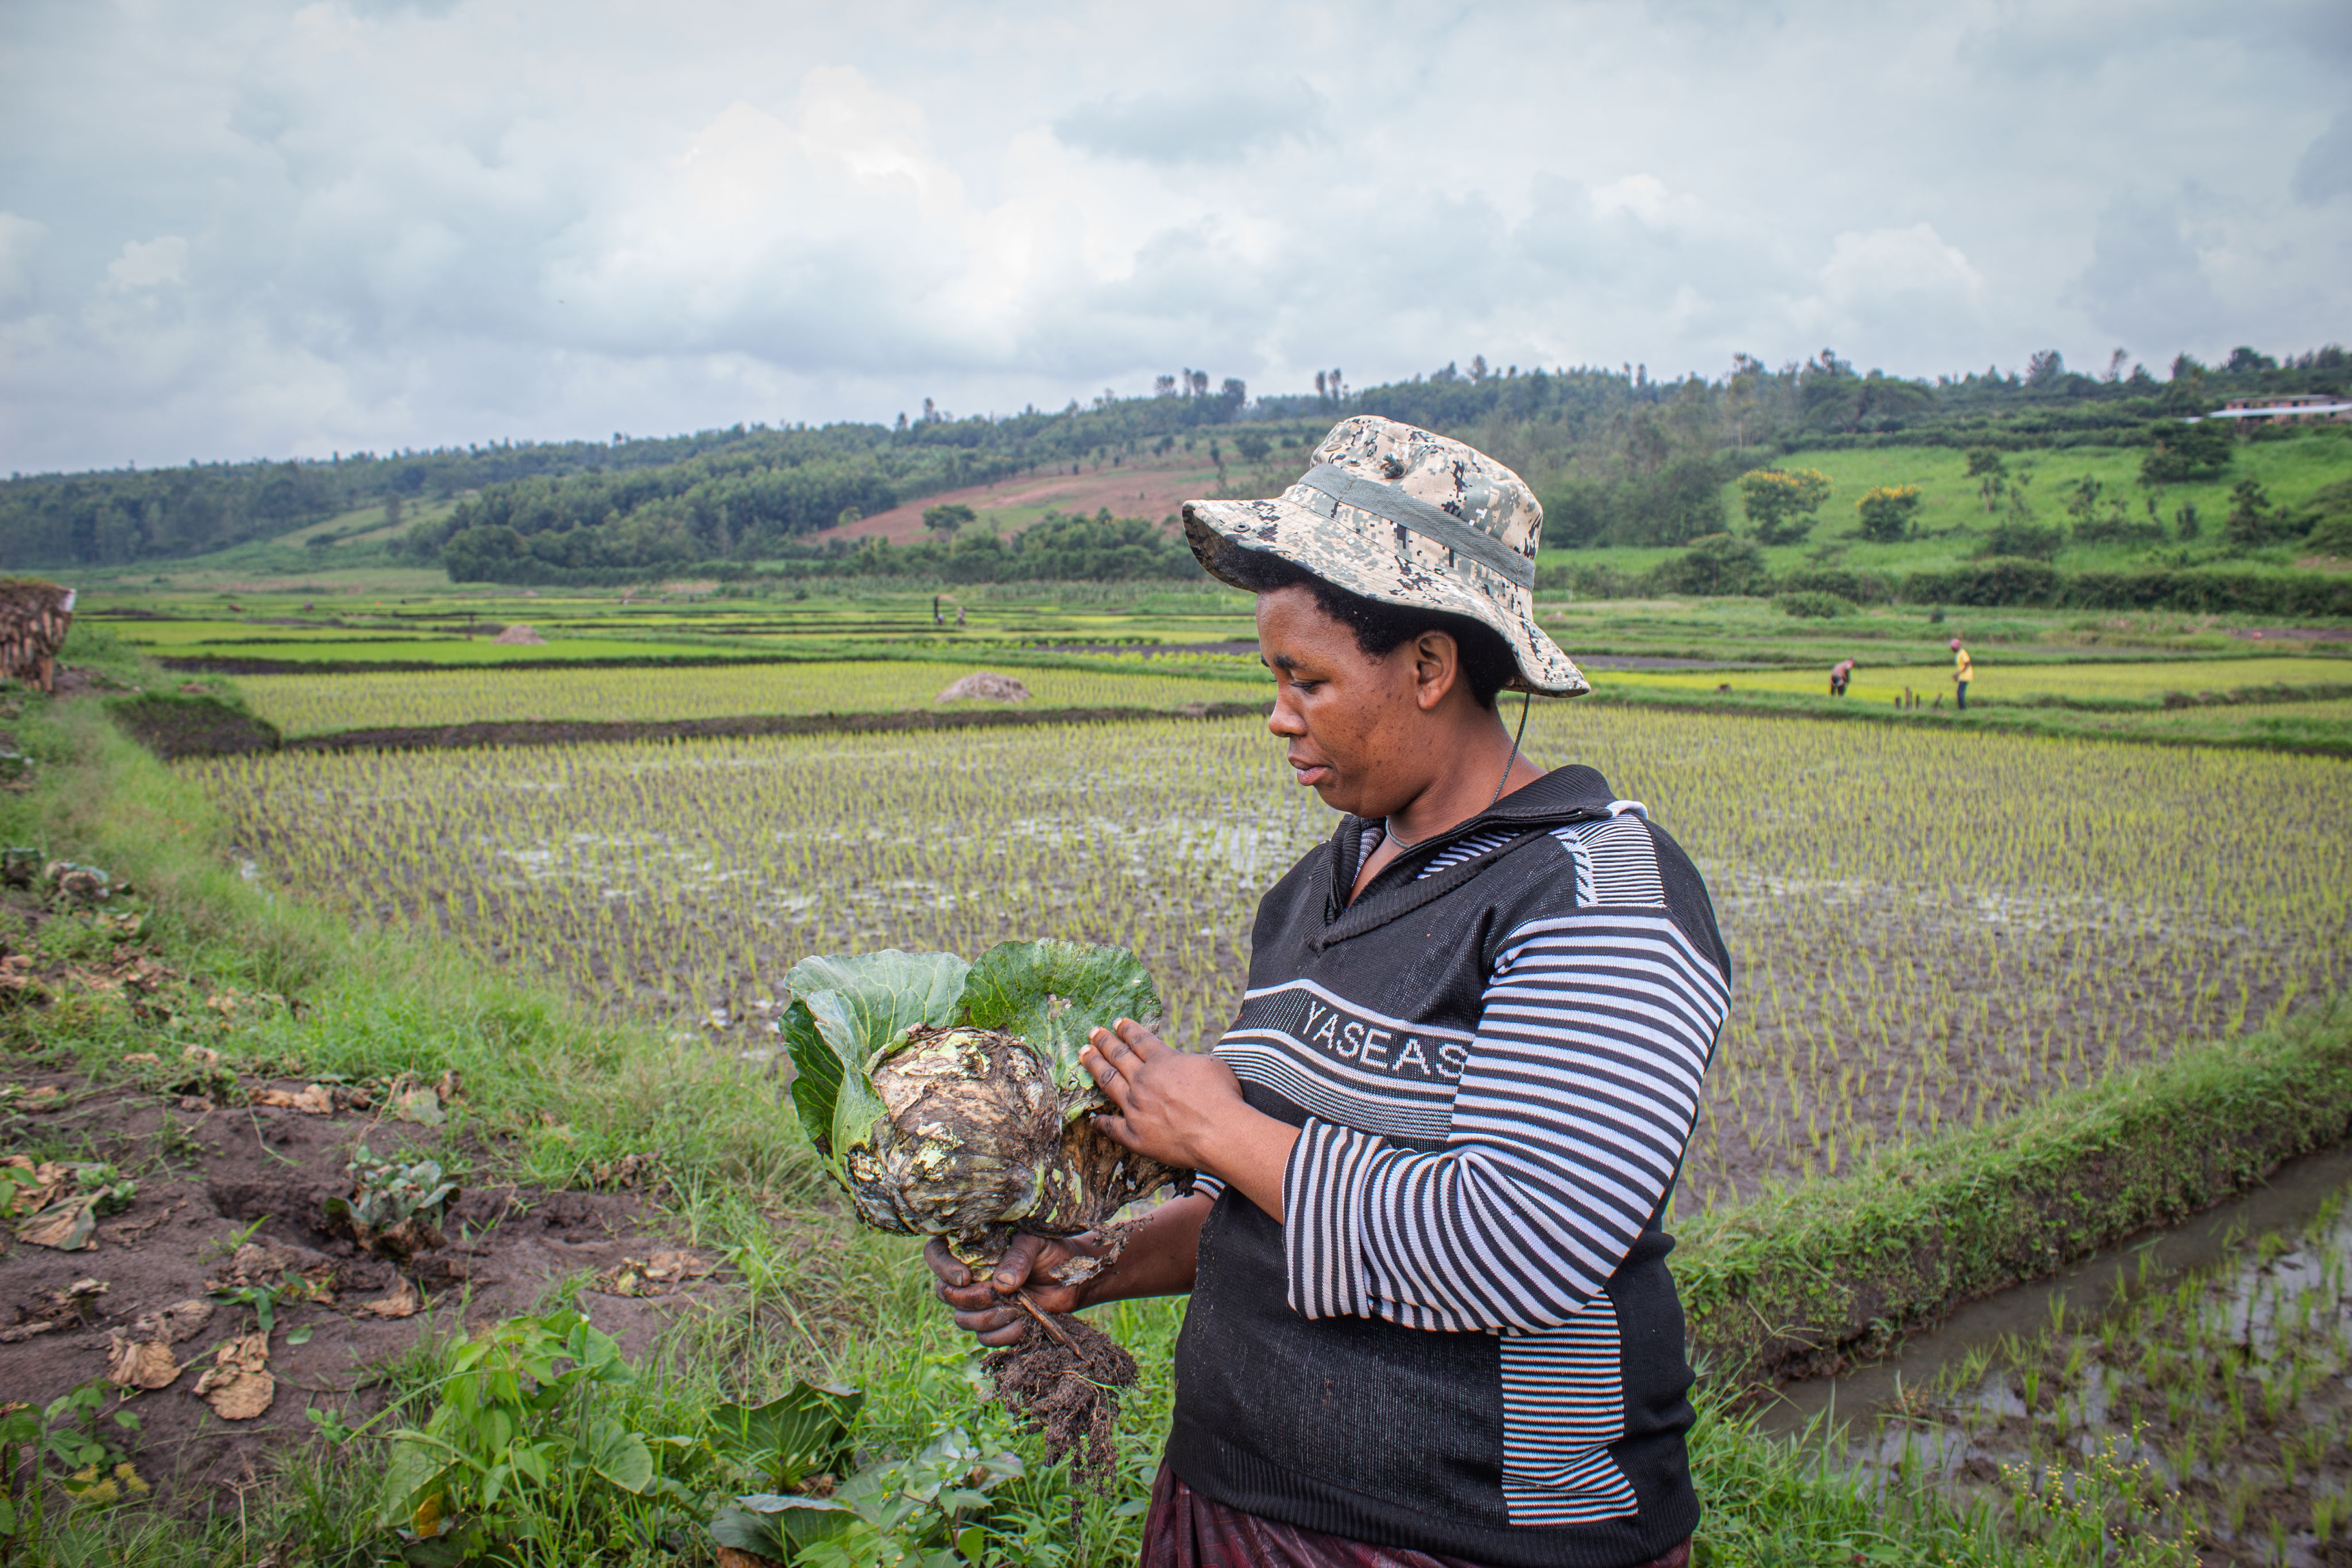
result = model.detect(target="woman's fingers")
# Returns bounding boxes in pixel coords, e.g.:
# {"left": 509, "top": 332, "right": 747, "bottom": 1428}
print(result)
{"left": 922, "top": 1236, "right": 970, "bottom": 1290}
{"left": 989, "top": 1230, "right": 1054, "bottom": 1294}
{"left": 1081, "top": 1035, "right": 1134, "bottom": 1111}
{"left": 1112, "top": 1017, "right": 1171, "bottom": 1058}
{"left": 951, "top": 1304, "right": 1029, "bottom": 1346}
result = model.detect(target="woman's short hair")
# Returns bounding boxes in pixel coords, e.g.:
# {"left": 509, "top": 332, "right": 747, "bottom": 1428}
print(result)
{"left": 1224, "top": 548, "right": 1518, "bottom": 710}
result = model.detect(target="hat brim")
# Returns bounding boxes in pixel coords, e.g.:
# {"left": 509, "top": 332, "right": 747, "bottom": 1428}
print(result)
{"left": 1182, "top": 495, "right": 1588, "bottom": 697}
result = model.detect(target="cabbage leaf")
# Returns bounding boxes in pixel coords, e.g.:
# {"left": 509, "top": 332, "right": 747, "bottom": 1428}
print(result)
{"left": 781, "top": 950, "right": 969, "bottom": 1157}
{"left": 956, "top": 939, "right": 1161, "bottom": 1097}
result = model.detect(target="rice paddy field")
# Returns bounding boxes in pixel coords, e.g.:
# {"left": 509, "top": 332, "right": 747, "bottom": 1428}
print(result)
{"left": 1608, "top": 655, "right": 2352, "bottom": 706}
{"left": 219, "top": 653, "right": 2352, "bottom": 740}
{"left": 236, "top": 660, "right": 1264, "bottom": 735}
{"left": 183, "top": 704, "right": 2352, "bottom": 1211}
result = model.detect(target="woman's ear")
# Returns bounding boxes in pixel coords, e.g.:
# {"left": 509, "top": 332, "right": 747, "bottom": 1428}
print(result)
{"left": 1412, "top": 629, "right": 1460, "bottom": 711}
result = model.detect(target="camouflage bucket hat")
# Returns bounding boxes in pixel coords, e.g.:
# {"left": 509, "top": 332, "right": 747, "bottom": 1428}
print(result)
{"left": 1182, "top": 415, "right": 1587, "bottom": 696}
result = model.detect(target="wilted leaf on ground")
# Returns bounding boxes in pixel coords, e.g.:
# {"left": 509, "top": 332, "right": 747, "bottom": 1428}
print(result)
{"left": 18, "top": 1193, "right": 99, "bottom": 1250}
{"left": 361, "top": 1275, "right": 421, "bottom": 1319}
{"left": 129, "top": 1298, "right": 214, "bottom": 1344}
{"left": 192, "top": 1333, "right": 273, "bottom": 1419}
{"left": 252, "top": 1084, "right": 336, "bottom": 1114}
{"left": 106, "top": 1333, "right": 181, "bottom": 1389}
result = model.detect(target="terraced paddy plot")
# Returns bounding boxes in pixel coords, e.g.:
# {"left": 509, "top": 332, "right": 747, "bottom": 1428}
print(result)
{"left": 1604, "top": 656, "right": 2352, "bottom": 706}
{"left": 99, "top": 618, "right": 748, "bottom": 665}
{"left": 183, "top": 708, "right": 2352, "bottom": 1207}
{"left": 1837, "top": 1179, "right": 2352, "bottom": 1563}
{"left": 237, "top": 661, "right": 1267, "bottom": 735}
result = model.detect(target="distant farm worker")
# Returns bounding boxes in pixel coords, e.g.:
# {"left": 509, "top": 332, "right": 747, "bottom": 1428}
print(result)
{"left": 1951, "top": 637, "right": 1973, "bottom": 710}
{"left": 929, "top": 417, "right": 1729, "bottom": 1568}
{"left": 1829, "top": 658, "right": 1855, "bottom": 697}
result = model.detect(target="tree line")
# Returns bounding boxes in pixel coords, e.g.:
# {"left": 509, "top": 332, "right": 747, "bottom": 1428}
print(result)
{"left": 2, "top": 342, "right": 2343, "bottom": 574}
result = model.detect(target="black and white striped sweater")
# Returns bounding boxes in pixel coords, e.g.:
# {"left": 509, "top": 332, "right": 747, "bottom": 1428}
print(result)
{"left": 1167, "top": 764, "right": 1730, "bottom": 1568}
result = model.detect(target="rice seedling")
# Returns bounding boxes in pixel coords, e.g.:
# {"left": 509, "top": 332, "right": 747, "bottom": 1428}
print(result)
{"left": 1855, "top": 1183, "right": 2352, "bottom": 1565}
{"left": 1604, "top": 654, "right": 2351, "bottom": 706}
{"left": 234, "top": 660, "right": 1265, "bottom": 736}
{"left": 181, "top": 704, "right": 2352, "bottom": 1206}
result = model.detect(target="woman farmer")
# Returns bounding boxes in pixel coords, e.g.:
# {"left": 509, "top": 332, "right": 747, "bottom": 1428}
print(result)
{"left": 929, "top": 417, "right": 1731, "bottom": 1568}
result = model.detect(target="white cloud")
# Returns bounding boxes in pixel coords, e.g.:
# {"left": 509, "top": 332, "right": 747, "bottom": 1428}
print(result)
{"left": 2063, "top": 194, "right": 2225, "bottom": 349}
{"left": 2292, "top": 104, "right": 2352, "bottom": 204}
{"left": 0, "top": 0, "right": 2347, "bottom": 472}
{"left": 1053, "top": 84, "right": 1326, "bottom": 165}
{"left": 1817, "top": 225, "right": 1985, "bottom": 311}
{"left": 106, "top": 236, "right": 189, "bottom": 290}
{"left": 0, "top": 213, "right": 44, "bottom": 309}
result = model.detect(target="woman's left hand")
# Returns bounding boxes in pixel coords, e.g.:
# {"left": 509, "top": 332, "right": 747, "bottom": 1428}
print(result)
{"left": 1081, "top": 1019, "right": 1244, "bottom": 1171}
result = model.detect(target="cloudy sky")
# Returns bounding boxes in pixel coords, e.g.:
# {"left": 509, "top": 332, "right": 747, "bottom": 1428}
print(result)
{"left": 3, "top": 0, "right": 2348, "bottom": 474}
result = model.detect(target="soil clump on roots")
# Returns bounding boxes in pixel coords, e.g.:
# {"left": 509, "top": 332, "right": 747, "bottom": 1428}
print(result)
{"left": 982, "top": 1308, "right": 1137, "bottom": 1485}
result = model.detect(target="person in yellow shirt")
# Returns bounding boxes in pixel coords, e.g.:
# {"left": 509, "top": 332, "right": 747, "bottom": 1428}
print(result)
{"left": 1951, "top": 637, "right": 1973, "bottom": 710}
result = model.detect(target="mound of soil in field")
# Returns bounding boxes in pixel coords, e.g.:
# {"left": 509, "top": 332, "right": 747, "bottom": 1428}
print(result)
{"left": 492, "top": 623, "right": 547, "bottom": 645}
{"left": 106, "top": 694, "right": 282, "bottom": 759}
{"left": 0, "top": 1070, "right": 719, "bottom": 1506}
{"left": 935, "top": 671, "right": 1031, "bottom": 703}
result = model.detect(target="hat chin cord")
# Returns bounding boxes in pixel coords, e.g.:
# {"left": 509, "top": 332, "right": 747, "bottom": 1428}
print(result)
{"left": 1385, "top": 690, "right": 1532, "bottom": 852}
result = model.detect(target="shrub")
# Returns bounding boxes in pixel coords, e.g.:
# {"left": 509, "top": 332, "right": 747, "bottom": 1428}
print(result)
{"left": 1651, "top": 533, "right": 1769, "bottom": 597}
{"left": 2057, "top": 570, "right": 2352, "bottom": 617}
{"left": 1535, "top": 560, "right": 1641, "bottom": 598}
{"left": 2309, "top": 514, "right": 2352, "bottom": 557}
{"left": 1976, "top": 521, "right": 2066, "bottom": 560}
{"left": 2223, "top": 480, "right": 2296, "bottom": 548}
{"left": 1855, "top": 485, "right": 1922, "bottom": 543}
{"left": 1610, "top": 455, "right": 1731, "bottom": 547}
{"left": 1900, "top": 557, "right": 2060, "bottom": 607}
{"left": 1737, "top": 469, "right": 1832, "bottom": 545}
{"left": 1775, "top": 566, "right": 1891, "bottom": 605}
{"left": 2139, "top": 419, "right": 2233, "bottom": 483}
{"left": 2292, "top": 478, "right": 2352, "bottom": 555}
{"left": 1775, "top": 591, "right": 1854, "bottom": 619}
{"left": 2073, "top": 508, "right": 2166, "bottom": 547}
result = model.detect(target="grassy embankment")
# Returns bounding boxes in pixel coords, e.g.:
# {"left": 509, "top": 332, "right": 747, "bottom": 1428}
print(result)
{"left": 7, "top": 630, "right": 2345, "bottom": 1564}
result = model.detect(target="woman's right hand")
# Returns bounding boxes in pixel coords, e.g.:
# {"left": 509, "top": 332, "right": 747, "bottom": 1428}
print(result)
{"left": 924, "top": 1232, "right": 1102, "bottom": 1346}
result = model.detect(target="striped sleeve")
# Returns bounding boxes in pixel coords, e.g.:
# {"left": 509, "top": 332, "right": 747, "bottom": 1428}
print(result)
{"left": 1283, "top": 837, "right": 1727, "bottom": 1331}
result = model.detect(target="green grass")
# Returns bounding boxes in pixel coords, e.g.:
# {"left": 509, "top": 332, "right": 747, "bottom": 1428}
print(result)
{"left": 1537, "top": 425, "right": 2352, "bottom": 586}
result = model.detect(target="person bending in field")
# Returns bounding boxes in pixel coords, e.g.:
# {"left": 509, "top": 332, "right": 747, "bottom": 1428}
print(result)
{"left": 929, "top": 416, "right": 1731, "bottom": 1568}
{"left": 1829, "top": 658, "right": 1854, "bottom": 697}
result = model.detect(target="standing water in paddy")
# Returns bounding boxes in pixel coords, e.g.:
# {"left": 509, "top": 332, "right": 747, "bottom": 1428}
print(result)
{"left": 1777, "top": 1152, "right": 2352, "bottom": 1565}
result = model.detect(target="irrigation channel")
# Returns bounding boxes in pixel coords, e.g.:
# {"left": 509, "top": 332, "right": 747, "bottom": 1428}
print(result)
{"left": 1762, "top": 1143, "right": 2352, "bottom": 1563}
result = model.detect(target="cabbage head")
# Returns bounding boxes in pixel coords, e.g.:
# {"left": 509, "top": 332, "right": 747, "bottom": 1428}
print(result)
{"left": 780, "top": 939, "right": 1190, "bottom": 1264}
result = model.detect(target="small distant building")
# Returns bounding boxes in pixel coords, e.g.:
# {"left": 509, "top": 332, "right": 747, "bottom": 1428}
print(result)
{"left": 2202, "top": 394, "right": 2352, "bottom": 424}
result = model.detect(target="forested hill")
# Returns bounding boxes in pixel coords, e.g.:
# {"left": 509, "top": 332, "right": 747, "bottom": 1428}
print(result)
{"left": 3, "top": 343, "right": 2345, "bottom": 574}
